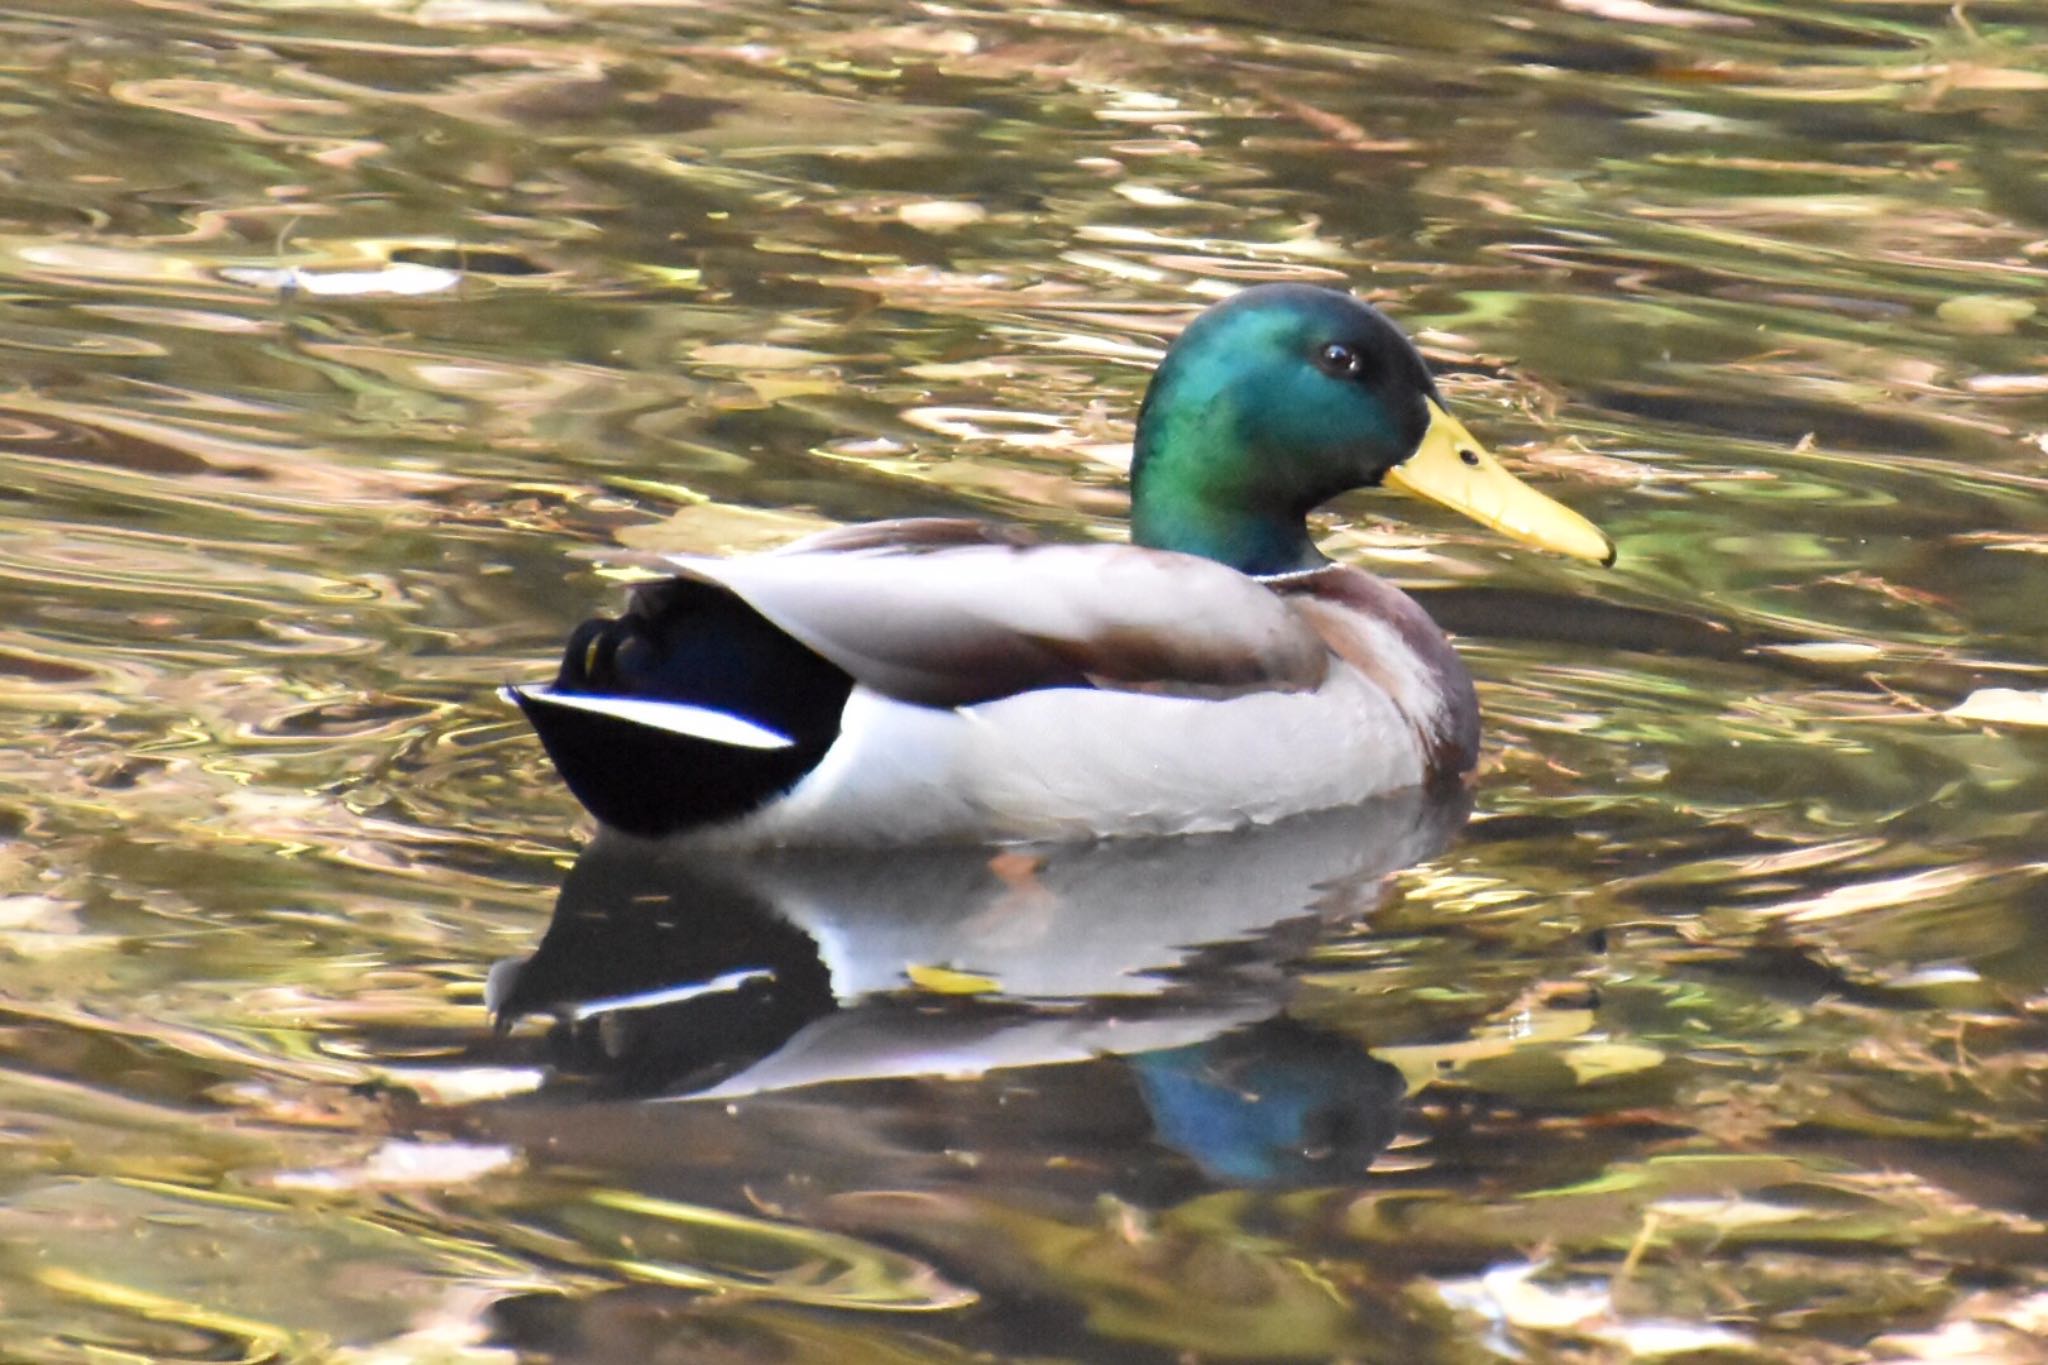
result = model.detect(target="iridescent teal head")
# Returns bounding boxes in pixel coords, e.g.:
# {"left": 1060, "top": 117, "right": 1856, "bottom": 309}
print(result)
{"left": 1130, "top": 284, "right": 1613, "bottom": 575}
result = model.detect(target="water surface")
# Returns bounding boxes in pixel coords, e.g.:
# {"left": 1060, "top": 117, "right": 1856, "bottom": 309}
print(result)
{"left": 3, "top": 0, "right": 2047, "bottom": 1360}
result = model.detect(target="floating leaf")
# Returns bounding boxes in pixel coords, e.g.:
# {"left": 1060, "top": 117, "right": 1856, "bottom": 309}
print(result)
{"left": 269, "top": 1140, "right": 521, "bottom": 1192}
{"left": 1964, "top": 374, "right": 2048, "bottom": 395}
{"left": 1757, "top": 640, "right": 1883, "bottom": 663}
{"left": 1936, "top": 294, "right": 2036, "bottom": 334}
{"left": 687, "top": 343, "right": 836, "bottom": 370}
{"left": 1556, "top": 0, "right": 1750, "bottom": 28}
{"left": 1946, "top": 688, "right": 2048, "bottom": 728}
{"left": 1375, "top": 1006, "right": 1599, "bottom": 1091}
{"left": 903, "top": 963, "right": 1002, "bottom": 995}
{"left": 219, "top": 262, "right": 463, "bottom": 297}
{"left": 896, "top": 200, "right": 987, "bottom": 231}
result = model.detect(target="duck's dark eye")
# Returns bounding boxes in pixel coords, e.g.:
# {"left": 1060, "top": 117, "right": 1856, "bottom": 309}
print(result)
{"left": 1459, "top": 448, "right": 1482, "bottom": 467}
{"left": 1316, "top": 341, "right": 1364, "bottom": 380}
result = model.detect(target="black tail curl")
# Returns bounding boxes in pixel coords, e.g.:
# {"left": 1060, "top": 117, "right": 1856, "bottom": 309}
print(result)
{"left": 517, "top": 577, "right": 854, "bottom": 838}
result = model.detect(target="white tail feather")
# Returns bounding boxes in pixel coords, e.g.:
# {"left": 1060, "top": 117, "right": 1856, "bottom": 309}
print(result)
{"left": 502, "top": 685, "right": 795, "bottom": 750}
{"left": 563, "top": 968, "right": 774, "bottom": 1023}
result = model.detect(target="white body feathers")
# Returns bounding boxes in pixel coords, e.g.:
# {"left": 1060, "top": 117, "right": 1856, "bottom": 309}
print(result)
{"left": 697, "top": 668, "right": 1421, "bottom": 847}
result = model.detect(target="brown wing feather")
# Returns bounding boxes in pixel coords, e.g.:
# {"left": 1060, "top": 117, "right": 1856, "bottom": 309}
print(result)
{"left": 664, "top": 531, "right": 1329, "bottom": 708}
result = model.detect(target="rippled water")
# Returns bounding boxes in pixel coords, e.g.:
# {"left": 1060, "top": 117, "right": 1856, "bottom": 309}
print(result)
{"left": 4, "top": 0, "right": 2047, "bottom": 1359}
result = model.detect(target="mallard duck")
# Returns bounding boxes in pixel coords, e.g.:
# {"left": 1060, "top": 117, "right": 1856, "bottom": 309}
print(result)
{"left": 507, "top": 283, "right": 1612, "bottom": 845}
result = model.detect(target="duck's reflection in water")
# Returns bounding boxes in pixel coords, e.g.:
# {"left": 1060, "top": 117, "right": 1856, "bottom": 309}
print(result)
{"left": 477, "top": 787, "right": 1467, "bottom": 1198}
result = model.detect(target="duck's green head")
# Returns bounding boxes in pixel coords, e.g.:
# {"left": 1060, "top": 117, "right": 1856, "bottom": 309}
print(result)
{"left": 1130, "top": 283, "right": 1613, "bottom": 574}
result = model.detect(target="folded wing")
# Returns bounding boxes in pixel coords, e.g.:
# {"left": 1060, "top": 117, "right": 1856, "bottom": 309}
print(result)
{"left": 665, "top": 522, "right": 1331, "bottom": 707}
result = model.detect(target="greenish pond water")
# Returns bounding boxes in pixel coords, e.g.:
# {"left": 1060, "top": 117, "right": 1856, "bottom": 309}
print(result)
{"left": 2, "top": 0, "right": 2047, "bottom": 1359}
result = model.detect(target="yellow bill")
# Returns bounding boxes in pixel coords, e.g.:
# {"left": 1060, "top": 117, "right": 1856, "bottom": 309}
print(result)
{"left": 1384, "top": 400, "right": 1616, "bottom": 565}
